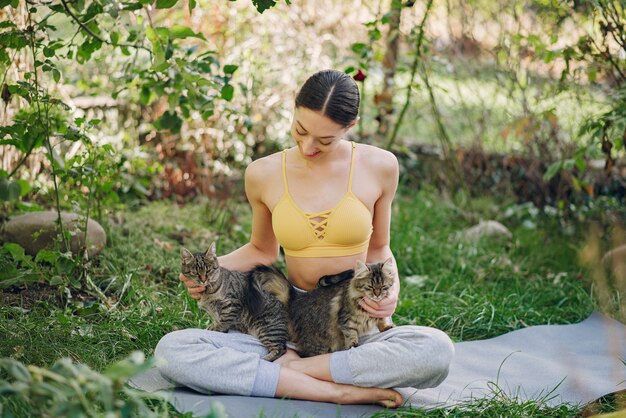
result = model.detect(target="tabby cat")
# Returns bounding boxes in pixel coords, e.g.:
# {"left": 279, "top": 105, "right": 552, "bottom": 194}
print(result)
{"left": 286, "top": 258, "right": 396, "bottom": 358}
{"left": 180, "top": 242, "right": 289, "bottom": 361}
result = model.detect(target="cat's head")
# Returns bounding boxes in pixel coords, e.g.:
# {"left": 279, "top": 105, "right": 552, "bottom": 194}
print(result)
{"left": 180, "top": 242, "right": 221, "bottom": 291}
{"left": 352, "top": 257, "right": 395, "bottom": 302}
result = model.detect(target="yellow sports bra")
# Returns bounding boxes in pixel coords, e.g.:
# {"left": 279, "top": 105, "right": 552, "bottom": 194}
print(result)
{"left": 272, "top": 142, "right": 373, "bottom": 258}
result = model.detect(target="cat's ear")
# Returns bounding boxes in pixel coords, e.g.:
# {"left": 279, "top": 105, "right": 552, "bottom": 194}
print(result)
{"left": 354, "top": 260, "right": 369, "bottom": 277}
{"left": 180, "top": 247, "right": 194, "bottom": 264}
{"left": 381, "top": 257, "right": 395, "bottom": 276}
{"left": 205, "top": 242, "right": 217, "bottom": 258}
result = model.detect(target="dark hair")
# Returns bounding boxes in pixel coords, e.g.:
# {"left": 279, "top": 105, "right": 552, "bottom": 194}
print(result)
{"left": 295, "top": 70, "right": 360, "bottom": 127}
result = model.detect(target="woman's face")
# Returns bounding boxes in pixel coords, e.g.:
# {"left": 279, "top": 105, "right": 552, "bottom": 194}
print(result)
{"left": 291, "top": 107, "right": 356, "bottom": 161}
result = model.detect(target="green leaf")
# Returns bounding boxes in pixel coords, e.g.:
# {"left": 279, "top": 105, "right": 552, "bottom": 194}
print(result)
{"left": 0, "top": 48, "right": 9, "bottom": 65}
{"left": 252, "top": 0, "right": 276, "bottom": 13}
{"left": 156, "top": 0, "right": 178, "bottom": 8}
{"left": 0, "top": 269, "right": 40, "bottom": 288}
{"left": 588, "top": 67, "right": 597, "bottom": 83}
{"left": 155, "top": 27, "right": 171, "bottom": 39}
{"left": 188, "top": 0, "right": 196, "bottom": 13}
{"left": 35, "top": 249, "right": 60, "bottom": 264}
{"left": 153, "top": 61, "right": 170, "bottom": 72}
{"left": 0, "top": 178, "right": 21, "bottom": 201}
{"left": 0, "top": 0, "right": 18, "bottom": 7}
{"left": 169, "top": 25, "right": 206, "bottom": 40}
{"left": 201, "top": 109, "right": 214, "bottom": 120}
{"left": 543, "top": 161, "right": 563, "bottom": 180}
{"left": 0, "top": 359, "right": 31, "bottom": 383}
{"left": 155, "top": 111, "right": 182, "bottom": 133}
{"left": 221, "top": 84, "right": 234, "bottom": 101}
{"left": 56, "top": 255, "right": 75, "bottom": 274}
{"left": 3, "top": 243, "right": 28, "bottom": 262}
{"left": 351, "top": 43, "right": 366, "bottom": 53}
{"left": 31, "top": 382, "right": 68, "bottom": 399}
{"left": 16, "top": 179, "right": 30, "bottom": 196}
{"left": 121, "top": 2, "right": 143, "bottom": 10}
{"left": 165, "top": 40, "right": 174, "bottom": 60}
{"left": 543, "top": 50, "right": 555, "bottom": 64}
{"left": 140, "top": 85, "right": 152, "bottom": 105}
{"left": 223, "top": 64, "right": 238, "bottom": 74}
{"left": 52, "top": 69, "right": 61, "bottom": 83}
{"left": 105, "top": 351, "right": 153, "bottom": 381}
{"left": 368, "top": 28, "right": 382, "bottom": 41}
{"left": 145, "top": 26, "right": 165, "bottom": 66}
{"left": 110, "top": 31, "right": 120, "bottom": 45}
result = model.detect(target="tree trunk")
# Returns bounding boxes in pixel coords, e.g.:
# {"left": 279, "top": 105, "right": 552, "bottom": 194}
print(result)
{"left": 375, "top": 1, "right": 403, "bottom": 138}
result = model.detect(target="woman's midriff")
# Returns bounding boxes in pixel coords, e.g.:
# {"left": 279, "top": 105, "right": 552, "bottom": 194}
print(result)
{"left": 285, "top": 252, "right": 367, "bottom": 291}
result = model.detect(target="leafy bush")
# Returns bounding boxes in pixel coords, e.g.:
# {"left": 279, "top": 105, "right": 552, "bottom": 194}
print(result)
{"left": 0, "top": 352, "right": 168, "bottom": 418}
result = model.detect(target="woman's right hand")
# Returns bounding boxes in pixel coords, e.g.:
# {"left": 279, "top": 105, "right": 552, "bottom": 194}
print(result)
{"left": 179, "top": 273, "right": 205, "bottom": 300}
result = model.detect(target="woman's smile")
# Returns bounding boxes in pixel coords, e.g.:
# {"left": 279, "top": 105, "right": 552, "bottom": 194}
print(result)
{"left": 302, "top": 149, "right": 322, "bottom": 159}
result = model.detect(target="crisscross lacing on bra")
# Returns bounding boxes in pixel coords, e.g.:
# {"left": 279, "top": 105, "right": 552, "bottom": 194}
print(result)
{"left": 271, "top": 141, "right": 373, "bottom": 258}
{"left": 305, "top": 210, "right": 332, "bottom": 240}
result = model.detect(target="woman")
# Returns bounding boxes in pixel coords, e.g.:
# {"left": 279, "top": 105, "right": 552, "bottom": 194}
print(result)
{"left": 155, "top": 70, "right": 454, "bottom": 408}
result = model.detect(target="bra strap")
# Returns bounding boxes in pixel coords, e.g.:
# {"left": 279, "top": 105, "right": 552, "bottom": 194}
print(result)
{"left": 281, "top": 150, "right": 289, "bottom": 193}
{"left": 348, "top": 141, "right": 356, "bottom": 191}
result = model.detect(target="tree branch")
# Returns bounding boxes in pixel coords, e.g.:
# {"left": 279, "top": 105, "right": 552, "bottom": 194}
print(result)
{"left": 386, "top": 0, "right": 433, "bottom": 150}
{"left": 59, "top": 0, "right": 151, "bottom": 54}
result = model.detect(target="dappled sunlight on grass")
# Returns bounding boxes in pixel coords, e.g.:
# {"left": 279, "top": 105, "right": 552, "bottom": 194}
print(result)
{"left": 1, "top": 189, "right": 623, "bottom": 416}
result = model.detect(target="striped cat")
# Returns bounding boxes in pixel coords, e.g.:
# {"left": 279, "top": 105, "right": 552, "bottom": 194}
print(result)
{"left": 286, "top": 258, "right": 396, "bottom": 358}
{"left": 180, "top": 242, "right": 289, "bottom": 361}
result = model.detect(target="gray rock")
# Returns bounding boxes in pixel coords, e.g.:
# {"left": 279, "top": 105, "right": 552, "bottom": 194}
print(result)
{"left": 2, "top": 211, "right": 106, "bottom": 257}
{"left": 458, "top": 220, "right": 513, "bottom": 243}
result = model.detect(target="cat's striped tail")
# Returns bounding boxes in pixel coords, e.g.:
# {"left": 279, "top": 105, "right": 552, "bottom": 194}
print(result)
{"left": 250, "top": 265, "right": 291, "bottom": 307}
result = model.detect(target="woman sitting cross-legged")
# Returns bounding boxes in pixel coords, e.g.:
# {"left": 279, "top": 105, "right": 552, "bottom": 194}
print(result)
{"left": 155, "top": 69, "right": 455, "bottom": 408}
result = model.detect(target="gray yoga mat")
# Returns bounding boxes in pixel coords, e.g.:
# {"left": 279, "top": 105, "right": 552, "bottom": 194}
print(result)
{"left": 129, "top": 312, "right": 626, "bottom": 417}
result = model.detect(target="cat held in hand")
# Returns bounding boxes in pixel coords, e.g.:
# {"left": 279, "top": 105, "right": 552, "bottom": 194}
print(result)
{"left": 287, "top": 258, "right": 396, "bottom": 357}
{"left": 180, "top": 242, "right": 289, "bottom": 361}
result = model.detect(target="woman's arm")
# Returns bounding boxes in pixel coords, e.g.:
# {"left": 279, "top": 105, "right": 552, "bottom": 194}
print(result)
{"left": 218, "top": 159, "right": 280, "bottom": 269}
{"left": 181, "top": 158, "right": 281, "bottom": 298}
{"left": 361, "top": 149, "right": 400, "bottom": 318}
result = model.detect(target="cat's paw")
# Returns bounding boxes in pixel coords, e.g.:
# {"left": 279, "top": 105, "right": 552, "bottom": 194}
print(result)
{"left": 346, "top": 337, "right": 359, "bottom": 348}
{"left": 263, "top": 348, "right": 286, "bottom": 362}
{"left": 380, "top": 324, "right": 396, "bottom": 332}
{"left": 208, "top": 324, "right": 228, "bottom": 333}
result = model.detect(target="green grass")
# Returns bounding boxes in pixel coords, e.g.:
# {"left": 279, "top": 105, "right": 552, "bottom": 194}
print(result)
{"left": 0, "top": 188, "right": 621, "bottom": 417}
{"left": 391, "top": 190, "right": 595, "bottom": 342}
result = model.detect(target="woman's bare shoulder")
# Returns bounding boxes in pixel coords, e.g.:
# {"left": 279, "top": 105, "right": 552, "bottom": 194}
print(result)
{"left": 245, "top": 151, "right": 283, "bottom": 181}
{"left": 356, "top": 143, "right": 398, "bottom": 175}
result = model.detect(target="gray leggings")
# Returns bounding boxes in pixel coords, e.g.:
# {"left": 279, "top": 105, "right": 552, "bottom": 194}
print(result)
{"left": 154, "top": 325, "right": 454, "bottom": 398}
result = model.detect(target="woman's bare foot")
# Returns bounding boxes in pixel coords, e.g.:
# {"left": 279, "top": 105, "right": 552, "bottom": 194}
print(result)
{"left": 275, "top": 348, "right": 301, "bottom": 368}
{"left": 276, "top": 367, "right": 403, "bottom": 408}
{"left": 337, "top": 384, "right": 403, "bottom": 408}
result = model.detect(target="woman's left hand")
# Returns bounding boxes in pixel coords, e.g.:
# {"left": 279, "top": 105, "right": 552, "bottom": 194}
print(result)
{"left": 359, "top": 279, "right": 399, "bottom": 318}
